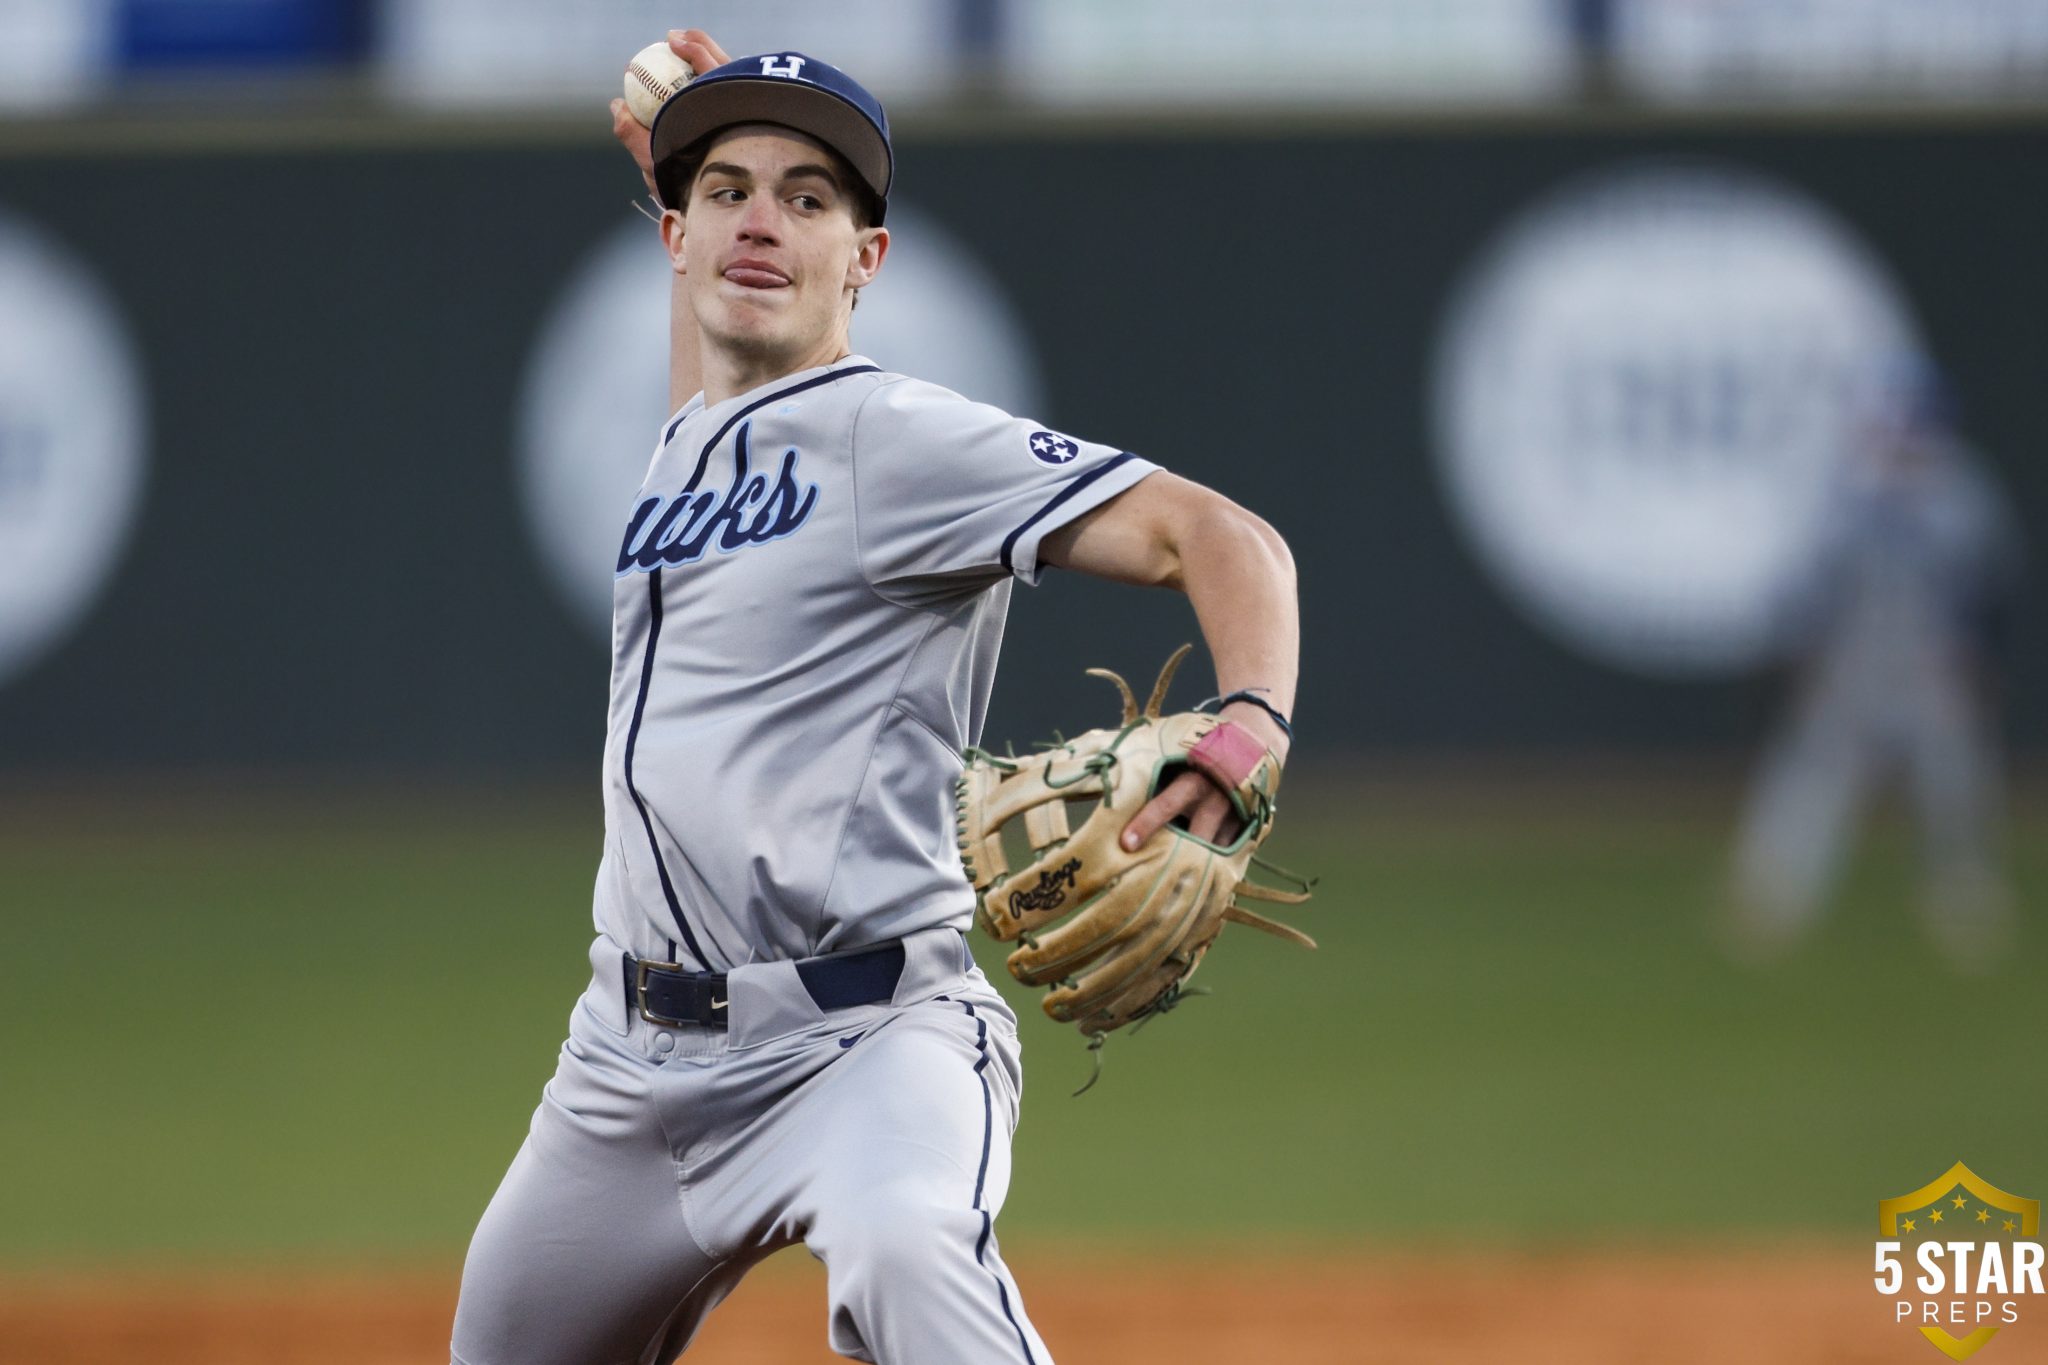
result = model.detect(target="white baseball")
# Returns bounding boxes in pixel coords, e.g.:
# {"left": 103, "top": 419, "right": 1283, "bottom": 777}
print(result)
{"left": 624, "top": 42, "right": 693, "bottom": 128}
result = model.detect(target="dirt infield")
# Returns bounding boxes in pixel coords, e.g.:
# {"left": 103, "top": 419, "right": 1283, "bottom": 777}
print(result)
{"left": 1, "top": 1246, "right": 2007, "bottom": 1364}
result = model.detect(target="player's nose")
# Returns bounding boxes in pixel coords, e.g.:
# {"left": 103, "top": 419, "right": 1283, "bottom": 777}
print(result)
{"left": 735, "top": 196, "right": 782, "bottom": 244}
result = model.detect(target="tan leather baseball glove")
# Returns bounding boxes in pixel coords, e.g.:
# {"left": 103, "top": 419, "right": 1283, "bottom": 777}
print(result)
{"left": 955, "top": 646, "right": 1313, "bottom": 1079}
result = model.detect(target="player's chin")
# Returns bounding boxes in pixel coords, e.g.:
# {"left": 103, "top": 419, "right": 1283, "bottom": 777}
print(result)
{"left": 711, "top": 288, "right": 798, "bottom": 334}
{"left": 707, "top": 310, "right": 802, "bottom": 359}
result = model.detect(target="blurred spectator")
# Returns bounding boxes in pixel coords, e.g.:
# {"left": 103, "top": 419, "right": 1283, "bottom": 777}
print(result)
{"left": 1727, "top": 359, "right": 2025, "bottom": 970}
{"left": 1568, "top": 0, "right": 1618, "bottom": 97}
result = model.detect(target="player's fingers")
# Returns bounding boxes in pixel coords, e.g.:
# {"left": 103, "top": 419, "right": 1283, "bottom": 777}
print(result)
{"left": 611, "top": 98, "right": 647, "bottom": 147}
{"left": 1187, "top": 788, "right": 1238, "bottom": 845}
{"left": 1121, "top": 771, "right": 1208, "bottom": 851}
{"left": 669, "top": 29, "right": 731, "bottom": 72}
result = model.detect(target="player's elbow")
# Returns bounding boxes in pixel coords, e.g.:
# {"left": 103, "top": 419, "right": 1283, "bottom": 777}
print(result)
{"left": 1240, "top": 507, "right": 1294, "bottom": 581}
{"left": 1167, "top": 494, "right": 1294, "bottom": 595}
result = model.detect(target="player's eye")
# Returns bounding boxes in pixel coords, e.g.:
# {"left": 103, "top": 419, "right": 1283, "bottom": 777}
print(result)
{"left": 707, "top": 187, "right": 743, "bottom": 204}
{"left": 792, "top": 193, "right": 823, "bottom": 211}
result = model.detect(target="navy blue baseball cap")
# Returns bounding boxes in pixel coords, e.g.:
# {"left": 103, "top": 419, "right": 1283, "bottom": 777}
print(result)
{"left": 649, "top": 52, "right": 892, "bottom": 223}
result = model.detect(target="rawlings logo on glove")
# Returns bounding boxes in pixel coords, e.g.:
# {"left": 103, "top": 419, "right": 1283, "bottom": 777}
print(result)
{"left": 954, "top": 645, "right": 1314, "bottom": 1090}
{"left": 1009, "top": 858, "right": 1082, "bottom": 915}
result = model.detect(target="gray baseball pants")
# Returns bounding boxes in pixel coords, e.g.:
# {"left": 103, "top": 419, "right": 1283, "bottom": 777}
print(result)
{"left": 450, "top": 924, "right": 1050, "bottom": 1365}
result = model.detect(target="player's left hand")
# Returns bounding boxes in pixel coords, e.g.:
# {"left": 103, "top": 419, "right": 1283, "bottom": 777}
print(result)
{"left": 1120, "top": 701, "right": 1289, "bottom": 851}
{"left": 960, "top": 650, "right": 1313, "bottom": 1048}
{"left": 610, "top": 28, "right": 733, "bottom": 199}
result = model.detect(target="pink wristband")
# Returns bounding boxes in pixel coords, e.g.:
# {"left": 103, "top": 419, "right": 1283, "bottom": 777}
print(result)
{"left": 1187, "top": 720, "right": 1267, "bottom": 792}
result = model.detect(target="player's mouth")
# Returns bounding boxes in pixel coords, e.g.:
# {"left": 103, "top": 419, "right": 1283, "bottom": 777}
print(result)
{"left": 722, "top": 260, "right": 791, "bottom": 289}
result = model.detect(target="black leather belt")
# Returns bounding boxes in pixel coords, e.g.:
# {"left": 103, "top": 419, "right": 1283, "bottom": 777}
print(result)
{"left": 623, "top": 940, "right": 907, "bottom": 1029}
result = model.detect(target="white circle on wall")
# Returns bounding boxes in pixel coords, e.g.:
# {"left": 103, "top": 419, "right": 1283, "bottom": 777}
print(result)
{"left": 1431, "top": 161, "right": 1925, "bottom": 677}
{"left": 0, "top": 210, "right": 147, "bottom": 689}
{"left": 518, "top": 202, "right": 1046, "bottom": 636}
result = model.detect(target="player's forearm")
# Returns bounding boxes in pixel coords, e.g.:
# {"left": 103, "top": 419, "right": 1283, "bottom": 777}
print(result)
{"left": 1035, "top": 475, "right": 1298, "bottom": 754}
{"left": 1175, "top": 505, "right": 1300, "bottom": 757}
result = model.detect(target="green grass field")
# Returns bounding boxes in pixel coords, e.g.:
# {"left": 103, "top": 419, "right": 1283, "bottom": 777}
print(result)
{"left": 2, "top": 778, "right": 2040, "bottom": 1264}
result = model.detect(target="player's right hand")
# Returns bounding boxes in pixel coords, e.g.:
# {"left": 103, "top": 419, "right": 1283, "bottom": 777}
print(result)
{"left": 611, "top": 28, "right": 732, "bottom": 202}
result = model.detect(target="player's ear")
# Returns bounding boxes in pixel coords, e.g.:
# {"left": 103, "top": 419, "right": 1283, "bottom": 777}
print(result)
{"left": 847, "top": 225, "right": 888, "bottom": 290}
{"left": 660, "top": 207, "right": 688, "bottom": 276}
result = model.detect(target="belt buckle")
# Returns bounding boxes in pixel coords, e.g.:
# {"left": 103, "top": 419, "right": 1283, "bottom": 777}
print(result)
{"left": 634, "top": 958, "right": 695, "bottom": 1028}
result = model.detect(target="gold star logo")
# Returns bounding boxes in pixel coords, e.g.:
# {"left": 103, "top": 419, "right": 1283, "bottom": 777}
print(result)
{"left": 1878, "top": 1163, "right": 2044, "bottom": 1360}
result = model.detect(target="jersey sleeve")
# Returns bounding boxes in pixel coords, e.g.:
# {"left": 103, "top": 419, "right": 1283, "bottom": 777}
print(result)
{"left": 850, "top": 377, "right": 1160, "bottom": 601}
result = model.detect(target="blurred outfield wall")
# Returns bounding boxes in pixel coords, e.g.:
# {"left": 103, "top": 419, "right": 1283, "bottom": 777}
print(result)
{"left": 0, "top": 114, "right": 2042, "bottom": 773}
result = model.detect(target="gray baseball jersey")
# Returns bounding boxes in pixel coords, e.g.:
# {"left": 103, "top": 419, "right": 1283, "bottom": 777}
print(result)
{"left": 594, "top": 354, "right": 1158, "bottom": 971}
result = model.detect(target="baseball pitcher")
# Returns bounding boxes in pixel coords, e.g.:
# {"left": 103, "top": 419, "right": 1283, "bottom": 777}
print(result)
{"left": 450, "top": 30, "right": 1302, "bottom": 1365}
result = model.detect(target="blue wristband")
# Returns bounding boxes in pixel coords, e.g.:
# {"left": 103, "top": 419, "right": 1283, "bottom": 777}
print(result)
{"left": 1212, "top": 689, "right": 1294, "bottom": 742}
